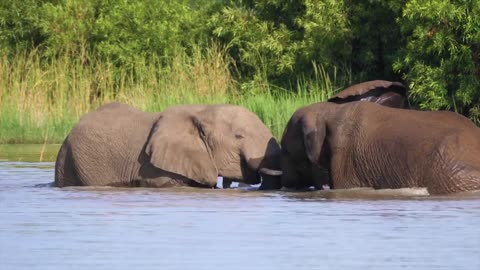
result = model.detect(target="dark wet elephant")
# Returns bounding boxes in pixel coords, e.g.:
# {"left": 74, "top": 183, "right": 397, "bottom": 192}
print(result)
{"left": 257, "top": 80, "right": 411, "bottom": 190}
{"left": 328, "top": 80, "right": 408, "bottom": 108}
{"left": 55, "top": 102, "right": 282, "bottom": 189}
{"left": 280, "top": 101, "right": 480, "bottom": 195}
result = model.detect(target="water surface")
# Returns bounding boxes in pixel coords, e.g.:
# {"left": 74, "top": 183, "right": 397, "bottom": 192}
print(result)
{"left": 1, "top": 145, "right": 479, "bottom": 270}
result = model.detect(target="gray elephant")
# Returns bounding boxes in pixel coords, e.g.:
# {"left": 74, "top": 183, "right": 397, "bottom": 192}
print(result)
{"left": 280, "top": 101, "right": 480, "bottom": 195}
{"left": 328, "top": 80, "right": 408, "bottom": 108}
{"left": 55, "top": 102, "right": 282, "bottom": 189}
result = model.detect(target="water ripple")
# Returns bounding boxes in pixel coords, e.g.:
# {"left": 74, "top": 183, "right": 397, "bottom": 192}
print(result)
{"left": 0, "top": 161, "right": 479, "bottom": 270}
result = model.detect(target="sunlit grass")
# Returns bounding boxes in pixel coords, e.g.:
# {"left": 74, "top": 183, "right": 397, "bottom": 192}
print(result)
{"left": 0, "top": 46, "right": 334, "bottom": 144}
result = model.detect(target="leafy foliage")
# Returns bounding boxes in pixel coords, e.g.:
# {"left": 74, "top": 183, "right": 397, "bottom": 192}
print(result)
{"left": 348, "top": 0, "right": 405, "bottom": 81}
{"left": 1, "top": 0, "right": 219, "bottom": 64}
{"left": 394, "top": 0, "right": 480, "bottom": 120}
{"left": 0, "top": 0, "right": 45, "bottom": 54}
{"left": 0, "top": 0, "right": 479, "bottom": 124}
{"left": 209, "top": 0, "right": 350, "bottom": 88}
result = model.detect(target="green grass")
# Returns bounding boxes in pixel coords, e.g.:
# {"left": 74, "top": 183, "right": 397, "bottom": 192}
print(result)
{"left": 0, "top": 46, "right": 334, "bottom": 144}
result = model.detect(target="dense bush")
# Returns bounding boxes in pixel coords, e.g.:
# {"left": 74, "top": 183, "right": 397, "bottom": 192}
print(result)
{"left": 0, "top": 0, "right": 479, "bottom": 122}
{"left": 0, "top": 0, "right": 45, "bottom": 53}
{"left": 348, "top": 0, "right": 405, "bottom": 81}
{"left": 1, "top": 0, "right": 218, "bottom": 64}
{"left": 394, "top": 0, "right": 480, "bottom": 122}
{"left": 208, "top": 0, "right": 350, "bottom": 87}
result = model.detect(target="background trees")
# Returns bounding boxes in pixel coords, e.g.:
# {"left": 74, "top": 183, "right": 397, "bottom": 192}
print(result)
{"left": 395, "top": 0, "right": 480, "bottom": 124}
{"left": 1, "top": 0, "right": 479, "bottom": 123}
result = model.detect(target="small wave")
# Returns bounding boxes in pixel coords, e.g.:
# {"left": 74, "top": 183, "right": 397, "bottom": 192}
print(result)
{"left": 281, "top": 187, "right": 431, "bottom": 201}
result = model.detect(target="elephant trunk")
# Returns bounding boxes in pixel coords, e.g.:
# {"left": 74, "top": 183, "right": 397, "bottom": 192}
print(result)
{"left": 257, "top": 145, "right": 283, "bottom": 190}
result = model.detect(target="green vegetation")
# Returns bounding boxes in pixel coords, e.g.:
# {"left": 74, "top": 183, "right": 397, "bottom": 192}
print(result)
{"left": 0, "top": 46, "right": 332, "bottom": 143}
{"left": 394, "top": 1, "right": 480, "bottom": 121}
{"left": 0, "top": 144, "right": 60, "bottom": 162}
{"left": 1, "top": 0, "right": 479, "bottom": 143}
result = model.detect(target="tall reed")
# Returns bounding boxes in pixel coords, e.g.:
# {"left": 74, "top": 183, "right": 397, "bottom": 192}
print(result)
{"left": 0, "top": 45, "right": 334, "bottom": 144}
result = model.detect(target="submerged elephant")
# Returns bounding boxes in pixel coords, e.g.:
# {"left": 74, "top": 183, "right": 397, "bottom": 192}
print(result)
{"left": 328, "top": 80, "right": 408, "bottom": 108}
{"left": 55, "top": 102, "right": 282, "bottom": 189}
{"left": 280, "top": 101, "right": 480, "bottom": 194}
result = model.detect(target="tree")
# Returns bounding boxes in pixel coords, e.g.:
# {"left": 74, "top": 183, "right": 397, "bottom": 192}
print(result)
{"left": 394, "top": 0, "right": 480, "bottom": 122}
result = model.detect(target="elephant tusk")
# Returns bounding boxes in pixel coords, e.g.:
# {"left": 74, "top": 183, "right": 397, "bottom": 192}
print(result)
{"left": 259, "top": 168, "right": 283, "bottom": 176}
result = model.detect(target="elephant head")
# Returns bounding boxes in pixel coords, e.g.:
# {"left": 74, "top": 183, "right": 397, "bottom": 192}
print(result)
{"left": 280, "top": 103, "right": 334, "bottom": 190}
{"left": 144, "top": 105, "right": 282, "bottom": 189}
{"left": 328, "top": 80, "right": 408, "bottom": 108}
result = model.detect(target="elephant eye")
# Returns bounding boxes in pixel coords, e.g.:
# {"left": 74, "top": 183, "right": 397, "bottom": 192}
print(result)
{"left": 235, "top": 134, "right": 244, "bottom": 139}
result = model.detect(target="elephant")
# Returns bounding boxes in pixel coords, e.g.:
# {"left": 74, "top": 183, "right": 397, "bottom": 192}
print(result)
{"left": 254, "top": 80, "right": 411, "bottom": 190}
{"left": 328, "top": 80, "right": 408, "bottom": 108}
{"left": 279, "top": 101, "right": 480, "bottom": 195}
{"left": 55, "top": 102, "right": 282, "bottom": 189}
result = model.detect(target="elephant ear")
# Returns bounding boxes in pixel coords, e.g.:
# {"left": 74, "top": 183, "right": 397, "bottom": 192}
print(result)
{"left": 145, "top": 115, "right": 218, "bottom": 187}
{"left": 302, "top": 115, "right": 326, "bottom": 165}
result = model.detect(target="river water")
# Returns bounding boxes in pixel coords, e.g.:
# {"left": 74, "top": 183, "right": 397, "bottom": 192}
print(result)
{"left": 1, "top": 145, "right": 479, "bottom": 270}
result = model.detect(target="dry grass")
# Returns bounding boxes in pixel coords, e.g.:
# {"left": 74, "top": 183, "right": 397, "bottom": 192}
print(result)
{"left": 0, "top": 45, "right": 333, "bottom": 143}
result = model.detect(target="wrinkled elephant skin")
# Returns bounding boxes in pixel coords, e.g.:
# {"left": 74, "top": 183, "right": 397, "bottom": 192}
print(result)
{"left": 55, "top": 102, "right": 281, "bottom": 188}
{"left": 281, "top": 101, "right": 480, "bottom": 195}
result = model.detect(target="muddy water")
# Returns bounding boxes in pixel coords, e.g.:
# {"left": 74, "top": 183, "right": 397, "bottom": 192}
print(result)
{"left": 1, "top": 145, "right": 479, "bottom": 270}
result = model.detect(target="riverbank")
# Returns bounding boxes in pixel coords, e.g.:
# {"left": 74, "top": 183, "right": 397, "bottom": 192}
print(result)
{"left": 0, "top": 92, "right": 326, "bottom": 144}
{"left": 0, "top": 50, "right": 333, "bottom": 144}
{"left": 0, "top": 144, "right": 60, "bottom": 162}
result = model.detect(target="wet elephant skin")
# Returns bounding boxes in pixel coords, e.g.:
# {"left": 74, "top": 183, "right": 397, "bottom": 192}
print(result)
{"left": 281, "top": 101, "right": 480, "bottom": 194}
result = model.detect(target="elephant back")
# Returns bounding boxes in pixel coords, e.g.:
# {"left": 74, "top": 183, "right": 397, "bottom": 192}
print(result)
{"left": 328, "top": 80, "right": 408, "bottom": 108}
{"left": 66, "top": 102, "right": 159, "bottom": 186}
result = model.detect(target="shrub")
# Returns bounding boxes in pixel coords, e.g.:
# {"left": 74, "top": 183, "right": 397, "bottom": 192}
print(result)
{"left": 394, "top": 0, "right": 480, "bottom": 119}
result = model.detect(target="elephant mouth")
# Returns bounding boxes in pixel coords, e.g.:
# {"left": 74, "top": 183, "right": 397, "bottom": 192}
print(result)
{"left": 259, "top": 168, "right": 283, "bottom": 176}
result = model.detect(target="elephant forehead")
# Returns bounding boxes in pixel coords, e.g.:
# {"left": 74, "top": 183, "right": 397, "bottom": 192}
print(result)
{"left": 215, "top": 112, "right": 272, "bottom": 135}
{"left": 162, "top": 104, "right": 206, "bottom": 113}
{"left": 155, "top": 113, "right": 192, "bottom": 127}
{"left": 159, "top": 104, "right": 273, "bottom": 138}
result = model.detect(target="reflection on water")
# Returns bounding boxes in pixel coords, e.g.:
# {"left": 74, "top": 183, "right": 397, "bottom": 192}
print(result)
{"left": 0, "top": 147, "right": 479, "bottom": 270}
